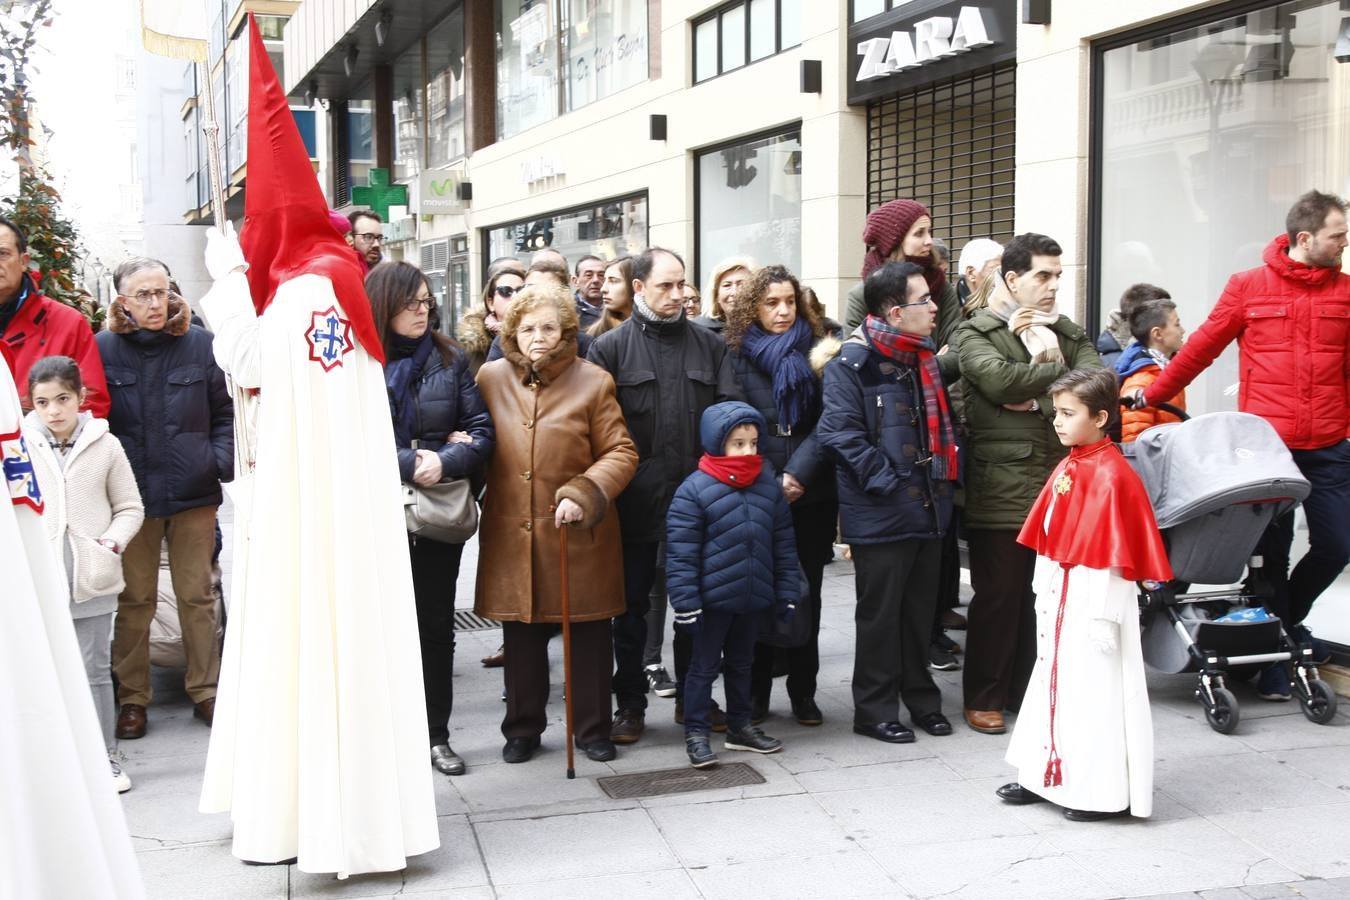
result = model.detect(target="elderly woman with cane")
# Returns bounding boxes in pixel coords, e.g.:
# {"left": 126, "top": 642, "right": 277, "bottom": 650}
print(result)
{"left": 474, "top": 282, "right": 638, "bottom": 766}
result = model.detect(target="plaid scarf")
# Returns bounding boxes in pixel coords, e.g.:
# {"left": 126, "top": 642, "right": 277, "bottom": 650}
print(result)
{"left": 862, "top": 315, "right": 958, "bottom": 481}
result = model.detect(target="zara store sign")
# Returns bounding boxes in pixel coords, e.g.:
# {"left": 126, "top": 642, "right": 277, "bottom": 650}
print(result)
{"left": 847, "top": 0, "right": 1016, "bottom": 104}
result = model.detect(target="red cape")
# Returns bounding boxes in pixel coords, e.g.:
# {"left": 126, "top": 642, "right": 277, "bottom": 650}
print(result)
{"left": 1017, "top": 438, "right": 1172, "bottom": 583}
{"left": 239, "top": 14, "right": 383, "bottom": 364}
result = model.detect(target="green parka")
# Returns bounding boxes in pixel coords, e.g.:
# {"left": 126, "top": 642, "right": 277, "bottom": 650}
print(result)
{"left": 955, "top": 309, "right": 1101, "bottom": 531}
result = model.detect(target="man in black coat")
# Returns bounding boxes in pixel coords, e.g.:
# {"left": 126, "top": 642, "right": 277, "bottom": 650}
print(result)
{"left": 96, "top": 257, "right": 233, "bottom": 740}
{"left": 588, "top": 247, "right": 741, "bottom": 742}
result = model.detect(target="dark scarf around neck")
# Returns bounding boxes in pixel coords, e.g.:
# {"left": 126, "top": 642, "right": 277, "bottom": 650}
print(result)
{"left": 385, "top": 330, "right": 435, "bottom": 448}
{"left": 741, "top": 317, "right": 819, "bottom": 430}
{"left": 863, "top": 314, "right": 958, "bottom": 481}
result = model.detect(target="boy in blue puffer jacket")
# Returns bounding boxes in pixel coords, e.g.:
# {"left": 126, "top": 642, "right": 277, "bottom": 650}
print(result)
{"left": 666, "top": 401, "right": 800, "bottom": 768}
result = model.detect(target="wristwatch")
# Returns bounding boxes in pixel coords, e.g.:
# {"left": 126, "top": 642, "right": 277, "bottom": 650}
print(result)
{"left": 97, "top": 538, "right": 121, "bottom": 554}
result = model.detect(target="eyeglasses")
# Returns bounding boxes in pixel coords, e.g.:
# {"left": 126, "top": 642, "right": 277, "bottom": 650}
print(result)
{"left": 123, "top": 288, "right": 174, "bottom": 306}
{"left": 517, "top": 323, "right": 561, "bottom": 339}
{"left": 893, "top": 297, "right": 935, "bottom": 309}
{"left": 400, "top": 296, "right": 434, "bottom": 313}
{"left": 494, "top": 284, "right": 521, "bottom": 299}
{"left": 353, "top": 232, "right": 383, "bottom": 244}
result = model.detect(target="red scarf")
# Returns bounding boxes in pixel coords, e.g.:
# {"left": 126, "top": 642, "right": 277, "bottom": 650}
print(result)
{"left": 862, "top": 315, "right": 959, "bottom": 481}
{"left": 1017, "top": 436, "right": 1172, "bottom": 788}
{"left": 698, "top": 453, "right": 763, "bottom": 489}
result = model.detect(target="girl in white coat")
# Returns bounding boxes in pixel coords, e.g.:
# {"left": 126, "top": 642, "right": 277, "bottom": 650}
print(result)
{"left": 24, "top": 355, "right": 145, "bottom": 792}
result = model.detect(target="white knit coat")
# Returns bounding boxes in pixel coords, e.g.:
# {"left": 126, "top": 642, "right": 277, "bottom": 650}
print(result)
{"left": 22, "top": 413, "right": 145, "bottom": 603}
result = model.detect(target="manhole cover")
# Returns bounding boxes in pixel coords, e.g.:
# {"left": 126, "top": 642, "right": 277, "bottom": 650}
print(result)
{"left": 453, "top": 611, "right": 501, "bottom": 632}
{"left": 596, "top": 763, "right": 766, "bottom": 799}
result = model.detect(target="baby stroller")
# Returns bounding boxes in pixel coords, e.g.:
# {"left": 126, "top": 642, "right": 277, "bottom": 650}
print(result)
{"left": 1121, "top": 407, "right": 1337, "bottom": 734}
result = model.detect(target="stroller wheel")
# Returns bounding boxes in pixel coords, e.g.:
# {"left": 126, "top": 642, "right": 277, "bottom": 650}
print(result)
{"left": 1298, "top": 679, "right": 1338, "bottom": 725}
{"left": 1204, "top": 687, "right": 1240, "bottom": 734}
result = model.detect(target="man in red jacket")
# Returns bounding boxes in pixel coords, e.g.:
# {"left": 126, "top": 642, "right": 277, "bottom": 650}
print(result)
{"left": 1135, "top": 189, "right": 1350, "bottom": 699}
{"left": 0, "top": 215, "right": 110, "bottom": 417}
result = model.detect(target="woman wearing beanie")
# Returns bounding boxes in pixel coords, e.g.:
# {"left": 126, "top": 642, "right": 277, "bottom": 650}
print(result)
{"left": 844, "top": 201, "right": 961, "bottom": 368}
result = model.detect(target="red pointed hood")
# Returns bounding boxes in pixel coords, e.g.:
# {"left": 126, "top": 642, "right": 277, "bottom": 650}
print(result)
{"left": 239, "top": 13, "right": 383, "bottom": 363}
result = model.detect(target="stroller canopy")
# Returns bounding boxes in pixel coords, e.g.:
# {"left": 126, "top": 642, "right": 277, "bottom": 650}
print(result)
{"left": 1124, "top": 411, "right": 1310, "bottom": 529}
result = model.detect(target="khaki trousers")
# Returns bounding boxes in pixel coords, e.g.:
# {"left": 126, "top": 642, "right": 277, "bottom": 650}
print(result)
{"left": 113, "top": 505, "right": 220, "bottom": 706}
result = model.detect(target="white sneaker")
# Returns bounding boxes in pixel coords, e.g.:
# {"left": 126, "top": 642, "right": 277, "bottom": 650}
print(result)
{"left": 110, "top": 756, "right": 132, "bottom": 794}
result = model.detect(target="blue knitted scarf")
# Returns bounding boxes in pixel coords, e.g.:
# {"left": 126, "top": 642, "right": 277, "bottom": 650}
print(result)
{"left": 741, "top": 317, "right": 819, "bottom": 429}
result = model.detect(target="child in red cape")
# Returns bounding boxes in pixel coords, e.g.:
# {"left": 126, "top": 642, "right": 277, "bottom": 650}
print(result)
{"left": 996, "top": 368, "right": 1172, "bottom": 821}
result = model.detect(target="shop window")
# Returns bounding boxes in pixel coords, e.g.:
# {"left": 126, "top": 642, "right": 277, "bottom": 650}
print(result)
{"left": 694, "top": 0, "right": 801, "bottom": 84}
{"left": 484, "top": 193, "right": 649, "bottom": 272}
{"left": 427, "top": 8, "right": 467, "bottom": 168}
{"left": 851, "top": 0, "right": 917, "bottom": 24}
{"left": 495, "top": 0, "right": 648, "bottom": 140}
{"left": 867, "top": 62, "right": 1016, "bottom": 273}
{"left": 1094, "top": 0, "right": 1350, "bottom": 418}
{"left": 696, "top": 128, "right": 802, "bottom": 289}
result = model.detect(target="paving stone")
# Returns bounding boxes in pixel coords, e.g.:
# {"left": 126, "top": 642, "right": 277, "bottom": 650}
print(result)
{"left": 688, "top": 848, "right": 907, "bottom": 899}
{"left": 649, "top": 793, "right": 853, "bottom": 867}
{"left": 870, "top": 834, "right": 1057, "bottom": 897}
{"left": 792, "top": 755, "right": 960, "bottom": 794}
{"left": 1267, "top": 746, "right": 1350, "bottom": 795}
{"left": 138, "top": 841, "right": 287, "bottom": 900}
{"left": 1157, "top": 752, "right": 1346, "bottom": 815}
{"left": 815, "top": 779, "right": 1035, "bottom": 849}
{"left": 495, "top": 867, "right": 700, "bottom": 899}
{"left": 475, "top": 807, "right": 677, "bottom": 884}
{"left": 289, "top": 816, "right": 489, "bottom": 898}
{"left": 1211, "top": 803, "right": 1350, "bottom": 879}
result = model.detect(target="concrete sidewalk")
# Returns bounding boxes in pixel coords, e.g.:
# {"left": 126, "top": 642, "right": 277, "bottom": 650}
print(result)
{"left": 121, "top": 532, "right": 1350, "bottom": 899}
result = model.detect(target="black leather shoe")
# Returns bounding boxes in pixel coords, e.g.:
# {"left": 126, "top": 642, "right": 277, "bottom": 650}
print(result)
{"left": 576, "top": 739, "right": 617, "bottom": 762}
{"left": 914, "top": 711, "right": 953, "bottom": 736}
{"left": 996, "top": 782, "right": 1048, "bottom": 805}
{"left": 502, "top": 736, "right": 540, "bottom": 764}
{"left": 791, "top": 698, "right": 824, "bottom": 726}
{"left": 1063, "top": 807, "right": 1128, "bottom": 822}
{"left": 852, "top": 721, "right": 915, "bottom": 744}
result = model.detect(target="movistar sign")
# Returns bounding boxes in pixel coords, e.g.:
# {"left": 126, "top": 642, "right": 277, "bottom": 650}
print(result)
{"left": 418, "top": 169, "right": 466, "bottom": 215}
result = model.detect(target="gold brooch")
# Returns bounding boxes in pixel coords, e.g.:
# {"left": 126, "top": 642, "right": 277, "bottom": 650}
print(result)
{"left": 1053, "top": 473, "right": 1073, "bottom": 495}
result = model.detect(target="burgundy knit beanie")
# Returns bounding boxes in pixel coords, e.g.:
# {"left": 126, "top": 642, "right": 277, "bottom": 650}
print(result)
{"left": 861, "top": 199, "right": 930, "bottom": 278}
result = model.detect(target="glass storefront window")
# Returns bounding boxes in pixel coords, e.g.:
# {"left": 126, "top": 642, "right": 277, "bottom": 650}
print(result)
{"left": 1096, "top": 0, "right": 1350, "bottom": 643}
{"left": 694, "top": 0, "right": 800, "bottom": 84}
{"left": 484, "top": 193, "right": 649, "bottom": 272}
{"left": 496, "top": 0, "right": 648, "bottom": 139}
{"left": 1097, "top": 0, "right": 1350, "bottom": 419}
{"left": 567, "top": 0, "right": 648, "bottom": 111}
{"left": 721, "top": 5, "right": 746, "bottom": 71}
{"left": 392, "top": 45, "right": 424, "bottom": 183}
{"left": 347, "top": 98, "right": 374, "bottom": 193}
{"left": 428, "top": 8, "right": 467, "bottom": 168}
{"left": 696, "top": 128, "right": 802, "bottom": 289}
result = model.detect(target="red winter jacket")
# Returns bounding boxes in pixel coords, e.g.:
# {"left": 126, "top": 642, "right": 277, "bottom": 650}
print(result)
{"left": 1145, "top": 235, "right": 1350, "bottom": 449}
{"left": 0, "top": 272, "right": 110, "bottom": 418}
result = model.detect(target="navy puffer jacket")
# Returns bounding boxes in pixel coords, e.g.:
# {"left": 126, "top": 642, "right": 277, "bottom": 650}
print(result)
{"left": 394, "top": 349, "right": 495, "bottom": 483}
{"left": 817, "top": 336, "right": 954, "bottom": 545}
{"left": 97, "top": 298, "right": 233, "bottom": 518}
{"left": 665, "top": 402, "right": 799, "bottom": 617}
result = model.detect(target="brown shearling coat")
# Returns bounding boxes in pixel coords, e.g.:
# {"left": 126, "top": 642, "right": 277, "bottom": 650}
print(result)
{"left": 473, "top": 339, "right": 637, "bottom": 624}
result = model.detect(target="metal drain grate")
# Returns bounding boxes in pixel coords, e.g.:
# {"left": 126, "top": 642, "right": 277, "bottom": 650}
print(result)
{"left": 453, "top": 611, "right": 501, "bottom": 632}
{"left": 596, "top": 763, "right": 766, "bottom": 799}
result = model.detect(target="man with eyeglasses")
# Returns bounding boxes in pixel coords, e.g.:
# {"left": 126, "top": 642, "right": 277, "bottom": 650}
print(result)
{"left": 817, "top": 260, "right": 960, "bottom": 745}
{"left": 0, "top": 214, "right": 110, "bottom": 416}
{"left": 347, "top": 210, "right": 384, "bottom": 271}
{"left": 95, "top": 257, "right": 234, "bottom": 741}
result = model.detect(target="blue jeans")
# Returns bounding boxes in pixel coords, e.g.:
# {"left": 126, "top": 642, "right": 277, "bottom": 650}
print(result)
{"left": 683, "top": 610, "right": 758, "bottom": 735}
{"left": 1256, "top": 439, "right": 1350, "bottom": 627}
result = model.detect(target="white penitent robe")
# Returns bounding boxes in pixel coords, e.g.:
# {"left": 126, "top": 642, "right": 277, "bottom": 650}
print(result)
{"left": 1005, "top": 505, "right": 1154, "bottom": 817}
{"left": 198, "top": 271, "right": 437, "bottom": 877}
{"left": 0, "top": 357, "right": 145, "bottom": 900}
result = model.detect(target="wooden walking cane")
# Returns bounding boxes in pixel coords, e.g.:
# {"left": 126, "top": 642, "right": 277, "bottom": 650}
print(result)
{"left": 559, "top": 524, "right": 576, "bottom": 779}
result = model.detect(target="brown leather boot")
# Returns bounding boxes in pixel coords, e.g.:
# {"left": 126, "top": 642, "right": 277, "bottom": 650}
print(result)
{"left": 963, "top": 708, "right": 1006, "bottom": 734}
{"left": 116, "top": 704, "right": 147, "bottom": 740}
{"left": 194, "top": 697, "right": 216, "bottom": 726}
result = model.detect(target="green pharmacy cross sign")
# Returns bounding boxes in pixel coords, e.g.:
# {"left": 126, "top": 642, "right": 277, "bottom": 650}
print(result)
{"left": 351, "top": 168, "right": 408, "bottom": 221}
